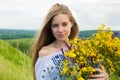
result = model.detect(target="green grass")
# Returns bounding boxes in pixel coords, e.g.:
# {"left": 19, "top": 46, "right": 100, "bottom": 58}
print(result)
{"left": 109, "top": 67, "right": 120, "bottom": 80}
{"left": 110, "top": 73, "right": 120, "bottom": 80}
{"left": 7, "top": 38, "right": 33, "bottom": 56}
{"left": 0, "top": 39, "right": 32, "bottom": 80}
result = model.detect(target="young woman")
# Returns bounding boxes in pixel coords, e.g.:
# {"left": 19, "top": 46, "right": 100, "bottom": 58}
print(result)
{"left": 32, "top": 3, "right": 108, "bottom": 80}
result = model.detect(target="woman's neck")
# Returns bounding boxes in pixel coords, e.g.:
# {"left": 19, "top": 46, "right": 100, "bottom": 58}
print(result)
{"left": 53, "top": 40, "right": 67, "bottom": 49}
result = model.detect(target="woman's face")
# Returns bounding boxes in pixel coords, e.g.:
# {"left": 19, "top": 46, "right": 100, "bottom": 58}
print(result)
{"left": 51, "top": 14, "right": 72, "bottom": 41}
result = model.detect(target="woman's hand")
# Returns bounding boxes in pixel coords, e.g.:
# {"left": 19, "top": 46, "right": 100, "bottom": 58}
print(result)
{"left": 88, "top": 68, "right": 108, "bottom": 80}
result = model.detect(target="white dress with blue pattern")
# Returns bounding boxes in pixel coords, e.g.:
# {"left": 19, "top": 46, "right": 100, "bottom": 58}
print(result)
{"left": 35, "top": 51, "right": 64, "bottom": 80}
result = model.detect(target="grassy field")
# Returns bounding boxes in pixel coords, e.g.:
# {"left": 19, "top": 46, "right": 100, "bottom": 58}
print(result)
{"left": 7, "top": 38, "right": 33, "bottom": 56}
{"left": 0, "top": 39, "right": 32, "bottom": 80}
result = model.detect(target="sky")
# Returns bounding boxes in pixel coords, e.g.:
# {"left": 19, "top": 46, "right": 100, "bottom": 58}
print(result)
{"left": 0, "top": 0, "right": 120, "bottom": 31}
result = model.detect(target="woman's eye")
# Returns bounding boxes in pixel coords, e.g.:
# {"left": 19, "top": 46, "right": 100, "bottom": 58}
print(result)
{"left": 52, "top": 24, "right": 58, "bottom": 28}
{"left": 62, "top": 23, "right": 68, "bottom": 27}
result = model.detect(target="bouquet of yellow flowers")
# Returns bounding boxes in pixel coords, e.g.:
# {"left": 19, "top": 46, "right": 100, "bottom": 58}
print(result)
{"left": 60, "top": 24, "right": 120, "bottom": 80}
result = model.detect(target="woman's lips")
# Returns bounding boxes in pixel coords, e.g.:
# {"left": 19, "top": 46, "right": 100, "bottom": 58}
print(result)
{"left": 58, "top": 34, "right": 64, "bottom": 38}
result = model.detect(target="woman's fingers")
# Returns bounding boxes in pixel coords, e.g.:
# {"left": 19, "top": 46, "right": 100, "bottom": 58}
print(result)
{"left": 88, "top": 68, "right": 106, "bottom": 80}
{"left": 94, "top": 68, "right": 104, "bottom": 73}
{"left": 99, "top": 64, "right": 105, "bottom": 71}
{"left": 98, "top": 64, "right": 109, "bottom": 80}
{"left": 88, "top": 73, "right": 105, "bottom": 78}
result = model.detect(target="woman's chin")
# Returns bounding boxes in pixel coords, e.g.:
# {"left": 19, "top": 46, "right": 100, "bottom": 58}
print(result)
{"left": 57, "top": 38, "right": 66, "bottom": 41}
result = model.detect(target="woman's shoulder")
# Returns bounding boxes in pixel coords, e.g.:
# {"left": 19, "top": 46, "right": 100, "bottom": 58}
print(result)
{"left": 38, "top": 44, "right": 60, "bottom": 57}
{"left": 38, "top": 46, "right": 51, "bottom": 57}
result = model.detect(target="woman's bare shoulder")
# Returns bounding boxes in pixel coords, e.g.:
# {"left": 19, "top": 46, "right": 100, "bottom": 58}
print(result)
{"left": 38, "top": 46, "right": 51, "bottom": 57}
{"left": 38, "top": 44, "right": 59, "bottom": 57}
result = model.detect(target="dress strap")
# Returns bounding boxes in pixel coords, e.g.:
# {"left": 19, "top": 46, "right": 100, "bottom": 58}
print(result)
{"left": 60, "top": 48, "right": 64, "bottom": 54}
{"left": 64, "top": 41, "right": 72, "bottom": 50}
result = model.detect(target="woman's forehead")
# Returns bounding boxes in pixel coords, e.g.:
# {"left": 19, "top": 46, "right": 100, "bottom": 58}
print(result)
{"left": 52, "top": 14, "right": 70, "bottom": 24}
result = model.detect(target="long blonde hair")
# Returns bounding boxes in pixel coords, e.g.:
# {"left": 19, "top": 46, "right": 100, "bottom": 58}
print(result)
{"left": 31, "top": 3, "right": 79, "bottom": 80}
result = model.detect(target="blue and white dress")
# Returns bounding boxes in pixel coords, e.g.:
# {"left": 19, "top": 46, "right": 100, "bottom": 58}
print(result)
{"left": 35, "top": 51, "right": 64, "bottom": 80}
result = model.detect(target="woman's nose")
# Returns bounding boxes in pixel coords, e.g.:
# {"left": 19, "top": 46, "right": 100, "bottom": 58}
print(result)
{"left": 58, "top": 26, "right": 63, "bottom": 32}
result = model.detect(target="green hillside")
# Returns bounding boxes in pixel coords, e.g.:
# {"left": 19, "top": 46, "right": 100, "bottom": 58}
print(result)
{"left": 7, "top": 38, "right": 33, "bottom": 56}
{"left": 0, "top": 39, "right": 32, "bottom": 80}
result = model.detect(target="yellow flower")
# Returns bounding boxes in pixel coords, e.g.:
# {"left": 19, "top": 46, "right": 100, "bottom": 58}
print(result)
{"left": 98, "top": 23, "right": 105, "bottom": 30}
{"left": 63, "top": 66, "right": 68, "bottom": 74}
{"left": 68, "top": 50, "right": 76, "bottom": 58}
{"left": 81, "top": 67, "right": 87, "bottom": 72}
{"left": 107, "top": 27, "right": 111, "bottom": 30}
{"left": 77, "top": 77, "right": 84, "bottom": 80}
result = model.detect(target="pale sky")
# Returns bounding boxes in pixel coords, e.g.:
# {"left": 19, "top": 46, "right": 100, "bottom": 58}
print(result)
{"left": 0, "top": 0, "right": 120, "bottom": 31}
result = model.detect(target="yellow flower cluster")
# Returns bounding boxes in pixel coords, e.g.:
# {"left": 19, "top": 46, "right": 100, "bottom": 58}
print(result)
{"left": 60, "top": 24, "right": 120, "bottom": 80}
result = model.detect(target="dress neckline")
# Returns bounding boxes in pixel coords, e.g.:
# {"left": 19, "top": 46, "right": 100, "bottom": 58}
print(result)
{"left": 37, "top": 50, "right": 63, "bottom": 60}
